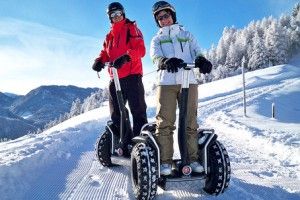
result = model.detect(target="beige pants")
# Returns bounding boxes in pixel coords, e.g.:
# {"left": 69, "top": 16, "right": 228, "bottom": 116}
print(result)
{"left": 155, "top": 84, "right": 199, "bottom": 164}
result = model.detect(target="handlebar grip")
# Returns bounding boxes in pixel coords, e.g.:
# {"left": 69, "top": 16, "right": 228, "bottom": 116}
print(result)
{"left": 183, "top": 63, "right": 195, "bottom": 69}
{"left": 159, "top": 63, "right": 195, "bottom": 70}
{"left": 104, "top": 62, "right": 112, "bottom": 67}
{"left": 179, "top": 63, "right": 187, "bottom": 69}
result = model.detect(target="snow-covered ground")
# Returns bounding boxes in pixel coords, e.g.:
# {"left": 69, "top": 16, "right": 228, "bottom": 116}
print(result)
{"left": 0, "top": 64, "right": 299, "bottom": 200}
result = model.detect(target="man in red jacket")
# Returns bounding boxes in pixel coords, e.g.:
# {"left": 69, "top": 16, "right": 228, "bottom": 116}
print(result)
{"left": 92, "top": 2, "right": 148, "bottom": 150}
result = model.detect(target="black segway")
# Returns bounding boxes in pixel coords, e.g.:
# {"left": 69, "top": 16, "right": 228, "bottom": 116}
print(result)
{"left": 130, "top": 63, "right": 231, "bottom": 199}
{"left": 95, "top": 61, "right": 133, "bottom": 167}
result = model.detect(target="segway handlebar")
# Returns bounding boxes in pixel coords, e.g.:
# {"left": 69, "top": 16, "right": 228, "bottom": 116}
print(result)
{"left": 159, "top": 62, "right": 196, "bottom": 71}
{"left": 97, "top": 54, "right": 130, "bottom": 78}
{"left": 98, "top": 59, "right": 131, "bottom": 156}
{"left": 179, "top": 63, "right": 196, "bottom": 69}
{"left": 104, "top": 62, "right": 113, "bottom": 67}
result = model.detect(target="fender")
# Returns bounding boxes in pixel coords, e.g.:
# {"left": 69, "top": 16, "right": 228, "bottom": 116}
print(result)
{"left": 198, "top": 129, "right": 218, "bottom": 174}
{"left": 105, "top": 120, "right": 117, "bottom": 154}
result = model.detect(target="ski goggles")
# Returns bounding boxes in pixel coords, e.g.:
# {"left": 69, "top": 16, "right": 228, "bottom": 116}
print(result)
{"left": 156, "top": 13, "right": 171, "bottom": 21}
{"left": 110, "top": 10, "right": 123, "bottom": 18}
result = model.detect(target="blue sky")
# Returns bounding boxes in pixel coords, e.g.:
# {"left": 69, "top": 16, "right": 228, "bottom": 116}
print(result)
{"left": 0, "top": 0, "right": 298, "bottom": 94}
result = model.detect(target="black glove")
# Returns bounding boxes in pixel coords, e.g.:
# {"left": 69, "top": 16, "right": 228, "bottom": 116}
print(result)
{"left": 157, "top": 57, "right": 167, "bottom": 70}
{"left": 195, "top": 56, "right": 212, "bottom": 74}
{"left": 164, "top": 57, "right": 184, "bottom": 73}
{"left": 113, "top": 54, "right": 131, "bottom": 69}
{"left": 92, "top": 60, "right": 105, "bottom": 72}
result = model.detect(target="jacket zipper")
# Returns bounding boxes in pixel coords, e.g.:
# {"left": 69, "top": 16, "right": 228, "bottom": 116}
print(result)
{"left": 180, "top": 41, "right": 183, "bottom": 52}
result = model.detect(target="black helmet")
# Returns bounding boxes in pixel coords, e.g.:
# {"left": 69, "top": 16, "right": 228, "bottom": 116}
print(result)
{"left": 107, "top": 2, "right": 125, "bottom": 22}
{"left": 152, "top": 1, "right": 176, "bottom": 27}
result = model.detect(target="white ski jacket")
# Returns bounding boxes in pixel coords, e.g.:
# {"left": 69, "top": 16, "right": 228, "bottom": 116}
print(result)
{"left": 150, "top": 24, "right": 202, "bottom": 85}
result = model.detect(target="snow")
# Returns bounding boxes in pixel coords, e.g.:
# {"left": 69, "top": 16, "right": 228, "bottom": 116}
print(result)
{"left": 20, "top": 112, "right": 33, "bottom": 119}
{"left": 0, "top": 64, "right": 300, "bottom": 200}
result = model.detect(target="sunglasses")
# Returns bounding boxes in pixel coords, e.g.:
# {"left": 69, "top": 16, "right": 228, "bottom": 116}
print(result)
{"left": 110, "top": 10, "right": 123, "bottom": 18}
{"left": 156, "top": 13, "right": 171, "bottom": 21}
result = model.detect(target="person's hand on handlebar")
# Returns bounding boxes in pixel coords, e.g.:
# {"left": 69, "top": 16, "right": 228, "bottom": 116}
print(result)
{"left": 113, "top": 54, "right": 131, "bottom": 69}
{"left": 92, "top": 59, "right": 105, "bottom": 72}
{"left": 158, "top": 57, "right": 184, "bottom": 73}
{"left": 195, "top": 56, "right": 212, "bottom": 74}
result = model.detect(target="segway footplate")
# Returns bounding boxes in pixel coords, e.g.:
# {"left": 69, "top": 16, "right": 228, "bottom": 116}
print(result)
{"left": 158, "top": 174, "right": 206, "bottom": 191}
{"left": 111, "top": 156, "right": 131, "bottom": 167}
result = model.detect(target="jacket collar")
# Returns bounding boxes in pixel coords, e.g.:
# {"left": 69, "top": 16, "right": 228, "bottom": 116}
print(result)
{"left": 158, "top": 24, "right": 183, "bottom": 37}
{"left": 111, "top": 19, "right": 126, "bottom": 36}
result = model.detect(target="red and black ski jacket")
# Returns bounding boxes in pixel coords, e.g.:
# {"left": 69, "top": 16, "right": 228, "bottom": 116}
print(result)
{"left": 96, "top": 18, "right": 146, "bottom": 79}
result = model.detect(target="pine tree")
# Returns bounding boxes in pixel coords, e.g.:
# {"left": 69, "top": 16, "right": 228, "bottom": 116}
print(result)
{"left": 69, "top": 98, "right": 82, "bottom": 117}
{"left": 207, "top": 44, "right": 217, "bottom": 67}
{"left": 248, "top": 31, "right": 268, "bottom": 70}
{"left": 216, "top": 27, "right": 236, "bottom": 65}
{"left": 216, "top": 38, "right": 227, "bottom": 66}
{"left": 80, "top": 89, "right": 108, "bottom": 113}
{"left": 205, "top": 5, "right": 297, "bottom": 81}
{"left": 265, "top": 20, "right": 288, "bottom": 65}
{"left": 292, "top": 3, "right": 300, "bottom": 18}
{"left": 290, "top": 3, "right": 300, "bottom": 54}
{"left": 225, "top": 42, "right": 237, "bottom": 69}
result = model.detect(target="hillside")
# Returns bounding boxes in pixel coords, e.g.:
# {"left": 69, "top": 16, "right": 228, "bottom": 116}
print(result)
{"left": 10, "top": 85, "right": 98, "bottom": 127}
{"left": 0, "top": 64, "right": 299, "bottom": 199}
{"left": 0, "top": 92, "right": 18, "bottom": 108}
{"left": 0, "top": 85, "right": 98, "bottom": 140}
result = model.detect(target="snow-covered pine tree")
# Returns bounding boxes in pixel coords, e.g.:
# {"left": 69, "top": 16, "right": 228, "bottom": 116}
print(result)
{"left": 225, "top": 42, "right": 238, "bottom": 69}
{"left": 290, "top": 3, "right": 300, "bottom": 54}
{"left": 248, "top": 31, "right": 268, "bottom": 70}
{"left": 211, "top": 64, "right": 230, "bottom": 80}
{"left": 69, "top": 98, "right": 82, "bottom": 117}
{"left": 243, "top": 20, "right": 258, "bottom": 70}
{"left": 238, "top": 28, "right": 253, "bottom": 69}
{"left": 216, "top": 27, "right": 236, "bottom": 66}
{"left": 80, "top": 89, "right": 108, "bottom": 113}
{"left": 265, "top": 20, "right": 289, "bottom": 65}
{"left": 204, "top": 5, "right": 298, "bottom": 82}
{"left": 225, "top": 31, "right": 246, "bottom": 70}
{"left": 260, "top": 17, "right": 273, "bottom": 34}
{"left": 206, "top": 44, "right": 217, "bottom": 68}
{"left": 292, "top": 3, "right": 300, "bottom": 19}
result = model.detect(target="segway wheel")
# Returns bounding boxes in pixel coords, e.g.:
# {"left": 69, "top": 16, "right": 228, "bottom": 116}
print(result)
{"left": 204, "top": 140, "right": 231, "bottom": 195}
{"left": 95, "top": 131, "right": 112, "bottom": 167}
{"left": 131, "top": 143, "right": 158, "bottom": 200}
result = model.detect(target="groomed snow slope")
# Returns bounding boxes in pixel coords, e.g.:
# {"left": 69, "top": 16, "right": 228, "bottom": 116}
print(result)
{"left": 0, "top": 64, "right": 299, "bottom": 200}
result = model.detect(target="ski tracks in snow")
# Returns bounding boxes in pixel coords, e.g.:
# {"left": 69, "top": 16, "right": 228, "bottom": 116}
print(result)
{"left": 60, "top": 152, "right": 133, "bottom": 200}
{"left": 198, "top": 79, "right": 300, "bottom": 199}
{"left": 55, "top": 144, "right": 211, "bottom": 200}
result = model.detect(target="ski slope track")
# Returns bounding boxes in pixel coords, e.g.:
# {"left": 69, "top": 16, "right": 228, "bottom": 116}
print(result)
{"left": 0, "top": 64, "right": 299, "bottom": 199}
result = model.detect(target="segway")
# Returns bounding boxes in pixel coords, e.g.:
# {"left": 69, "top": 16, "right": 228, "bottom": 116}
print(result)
{"left": 130, "top": 63, "right": 231, "bottom": 199}
{"left": 95, "top": 61, "right": 133, "bottom": 167}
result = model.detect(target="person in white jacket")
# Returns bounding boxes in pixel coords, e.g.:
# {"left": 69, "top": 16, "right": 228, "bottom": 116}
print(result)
{"left": 150, "top": 1, "right": 212, "bottom": 176}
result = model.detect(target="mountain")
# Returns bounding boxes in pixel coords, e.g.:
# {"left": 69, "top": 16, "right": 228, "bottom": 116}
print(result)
{"left": 0, "top": 92, "right": 18, "bottom": 108}
{"left": 0, "top": 85, "right": 98, "bottom": 139}
{"left": 0, "top": 64, "right": 299, "bottom": 199}
{"left": 3, "top": 92, "right": 20, "bottom": 98}
{"left": 0, "top": 92, "right": 33, "bottom": 139}
{"left": 10, "top": 85, "right": 98, "bottom": 127}
{"left": 0, "top": 107, "right": 36, "bottom": 139}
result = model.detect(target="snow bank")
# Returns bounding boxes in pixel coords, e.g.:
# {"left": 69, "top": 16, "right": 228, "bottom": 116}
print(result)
{"left": 0, "top": 107, "right": 109, "bottom": 199}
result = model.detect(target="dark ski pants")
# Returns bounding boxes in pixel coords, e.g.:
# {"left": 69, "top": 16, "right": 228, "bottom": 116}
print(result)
{"left": 109, "top": 74, "right": 148, "bottom": 140}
